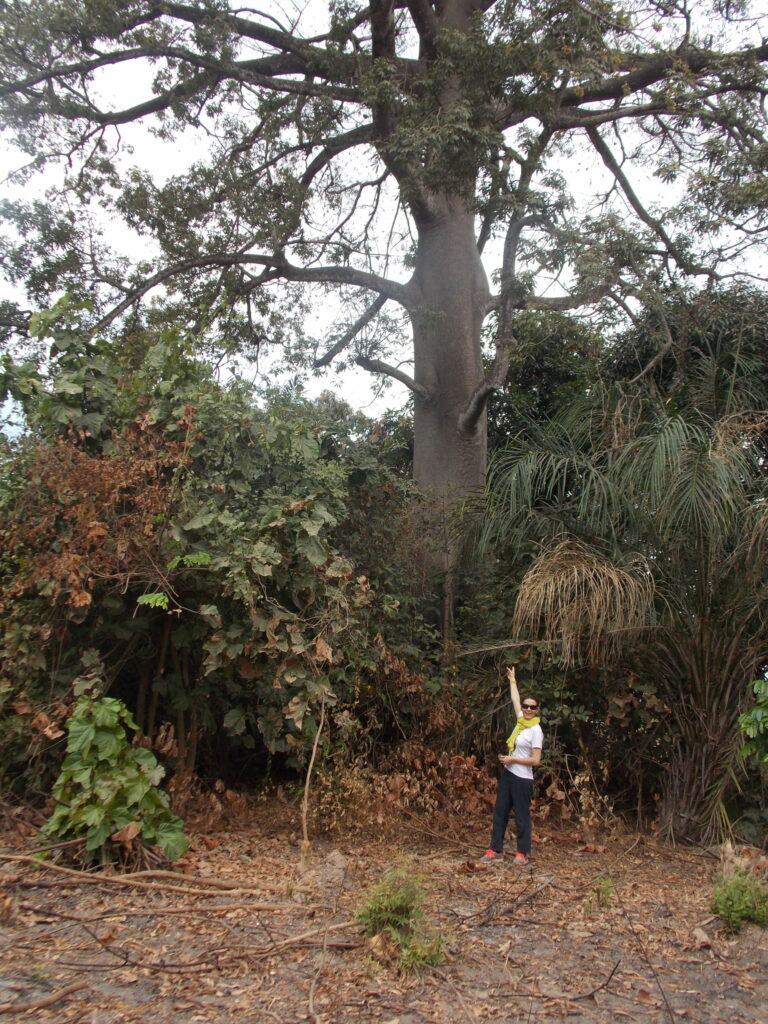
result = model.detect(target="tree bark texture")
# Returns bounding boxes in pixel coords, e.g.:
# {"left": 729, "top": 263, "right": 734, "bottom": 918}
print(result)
{"left": 411, "top": 197, "right": 490, "bottom": 502}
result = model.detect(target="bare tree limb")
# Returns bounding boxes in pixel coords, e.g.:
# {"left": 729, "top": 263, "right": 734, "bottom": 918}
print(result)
{"left": 355, "top": 355, "right": 431, "bottom": 399}
{"left": 586, "top": 126, "right": 717, "bottom": 279}
{"left": 301, "top": 124, "right": 376, "bottom": 189}
{"left": 314, "top": 294, "right": 388, "bottom": 367}
{"left": 527, "top": 285, "right": 615, "bottom": 312}
{"left": 94, "top": 254, "right": 412, "bottom": 332}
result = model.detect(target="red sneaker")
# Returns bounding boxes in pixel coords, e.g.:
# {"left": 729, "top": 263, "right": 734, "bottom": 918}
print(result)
{"left": 513, "top": 852, "right": 529, "bottom": 865}
{"left": 479, "top": 849, "right": 503, "bottom": 863}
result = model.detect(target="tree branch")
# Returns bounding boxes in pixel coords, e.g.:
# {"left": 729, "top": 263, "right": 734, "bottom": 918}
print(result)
{"left": 94, "top": 253, "right": 411, "bottom": 331}
{"left": 458, "top": 347, "right": 512, "bottom": 434}
{"left": 586, "top": 126, "right": 716, "bottom": 279}
{"left": 406, "top": 1, "right": 439, "bottom": 59}
{"left": 355, "top": 356, "right": 431, "bottom": 400}
{"left": 301, "top": 124, "right": 376, "bottom": 188}
{"left": 558, "top": 43, "right": 768, "bottom": 113}
{"left": 314, "top": 295, "right": 388, "bottom": 367}
{"left": 527, "top": 284, "right": 614, "bottom": 312}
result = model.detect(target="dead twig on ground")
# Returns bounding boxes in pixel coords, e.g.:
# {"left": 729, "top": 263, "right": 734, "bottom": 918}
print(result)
{"left": 0, "top": 854, "right": 310, "bottom": 896}
{"left": 432, "top": 968, "right": 480, "bottom": 1024}
{"left": 614, "top": 885, "right": 679, "bottom": 1022}
{"left": 18, "top": 900, "right": 310, "bottom": 922}
{"left": 248, "top": 920, "right": 361, "bottom": 960}
{"left": 0, "top": 980, "right": 88, "bottom": 1014}
{"left": 569, "top": 960, "right": 622, "bottom": 1001}
{"left": 307, "top": 920, "right": 332, "bottom": 1024}
{"left": 400, "top": 808, "right": 474, "bottom": 853}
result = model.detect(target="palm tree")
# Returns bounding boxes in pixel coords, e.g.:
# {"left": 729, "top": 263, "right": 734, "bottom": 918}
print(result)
{"left": 480, "top": 289, "right": 768, "bottom": 842}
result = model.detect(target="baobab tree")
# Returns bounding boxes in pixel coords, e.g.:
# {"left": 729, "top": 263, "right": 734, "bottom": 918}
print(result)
{"left": 1, "top": 0, "right": 766, "bottom": 511}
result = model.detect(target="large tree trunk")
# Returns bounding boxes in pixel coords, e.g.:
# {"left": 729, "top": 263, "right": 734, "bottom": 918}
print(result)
{"left": 407, "top": 196, "right": 490, "bottom": 634}
{"left": 411, "top": 197, "right": 490, "bottom": 501}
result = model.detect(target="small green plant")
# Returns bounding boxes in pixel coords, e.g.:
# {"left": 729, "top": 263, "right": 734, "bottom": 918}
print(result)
{"left": 711, "top": 870, "right": 768, "bottom": 933}
{"left": 395, "top": 932, "right": 446, "bottom": 971}
{"left": 588, "top": 873, "right": 614, "bottom": 911}
{"left": 44, "top": 693, "right": 189, "bottom": 865}
{"left": 356, "top": 864, "right": 445, "bottom": 972}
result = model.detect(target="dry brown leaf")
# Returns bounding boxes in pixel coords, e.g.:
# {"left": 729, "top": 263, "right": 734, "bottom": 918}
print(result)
{"left": 30, "top": 712, "right": 65, "bottom": 739}
{"left": 636, "top": 988, "right": 659, "bottom": 1006}
{"left": 314, "top": 637, "right": 333, "bottom": 662}
{"left": 111, "top": 821, "right": 140, "bottom": 843}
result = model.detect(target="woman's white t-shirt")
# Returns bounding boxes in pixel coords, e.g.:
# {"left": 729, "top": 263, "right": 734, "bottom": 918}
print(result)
{"left": 506, "top": 716, "right": 544, "bottom": 780}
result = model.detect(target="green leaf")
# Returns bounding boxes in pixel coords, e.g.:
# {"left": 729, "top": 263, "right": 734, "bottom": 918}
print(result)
{"left": 154, "top": 820, "right": 190, "bottom": 861}
{"left": 223, "top": 708, "right": 247, "bottom": 735}
{"left": 183, "top": 510, "right": 216, "bottom": 530}
{"left": 136, "top": 592, "right": 169, "bottom": 610}
{"left": 296, "top": 533, "right": 328, "bottom": 567}
{"left": 67, "top": 716, "right": 95, "bottom": 756}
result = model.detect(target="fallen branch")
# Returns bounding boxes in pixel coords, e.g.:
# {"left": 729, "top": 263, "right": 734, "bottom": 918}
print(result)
{"left": 55, "top": 920, "right": 362, "bottom": 975}
{"left": 0, "top": 981, "right": 88, "bottom": 1014}
{"left": 399, "top": 809, "right": 475, "bottom": 853}
{"left": 307, "top": 921, "right": 332, "bottom": 1024}
{"left": 614, "top": 887, "right": 678, "bottom": 1023}
{"left": 248, "top": 920, "right": 361, "bottom": 960}
{"left": 19, "top": 900, "right": 314, "bottom": 923}
{"left": 432, "top": 969, "right": 478, "bottom": 1024}
{"left": 0, "top": 854, "right": 310, "bottom": 896}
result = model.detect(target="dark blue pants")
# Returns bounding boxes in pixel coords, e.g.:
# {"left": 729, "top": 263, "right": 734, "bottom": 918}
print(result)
{"left": 490, "top": 770, "right": 533, "bottom": 855}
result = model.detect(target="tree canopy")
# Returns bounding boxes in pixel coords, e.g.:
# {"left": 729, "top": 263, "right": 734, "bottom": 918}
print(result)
{"left": 1, "top": 0, "right": 767, "bottom": 509}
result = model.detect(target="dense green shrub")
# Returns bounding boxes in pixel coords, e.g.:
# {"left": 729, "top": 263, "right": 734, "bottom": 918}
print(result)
{"left": 711, "top": 870, "right": 768, "bottom": 933}
{"left": 0, "top": 301, "right": 436, "bottom": 795}
{"left": 44, "top": 691, "right": 188, "bottom": 863}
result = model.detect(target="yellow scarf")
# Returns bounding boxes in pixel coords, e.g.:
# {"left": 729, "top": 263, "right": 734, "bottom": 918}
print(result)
{"left": 506, "top": 715, "right": 541, "bottom": 753}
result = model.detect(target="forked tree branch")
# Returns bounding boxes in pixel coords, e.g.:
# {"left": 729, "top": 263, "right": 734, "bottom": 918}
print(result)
{"left": 301, "top": 124, "right": 376, "bottom": 188}
{"left": 458, "top": 335, "right": 515, "bottom": 436}
{"left": 586, "top": 126, "right": 717, "bottom": 279}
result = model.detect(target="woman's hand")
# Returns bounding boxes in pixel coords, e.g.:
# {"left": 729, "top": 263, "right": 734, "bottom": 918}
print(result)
{"left": 507, "top": 666, "right": 521, "bottom": 715}
{"left": 499, "top": 755, "right": 515, "bottom": 765}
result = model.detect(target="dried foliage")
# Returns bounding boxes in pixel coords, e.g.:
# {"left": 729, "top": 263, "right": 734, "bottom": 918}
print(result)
{"left": 513, "top": 542, "right": 654, "bottom": 666}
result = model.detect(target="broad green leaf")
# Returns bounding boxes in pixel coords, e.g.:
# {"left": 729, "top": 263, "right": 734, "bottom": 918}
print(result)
{"left": 296, "top": 533, "right": 328, "bottom": 567}
{"left": 223, "top": 708, "right": 247, "bottom": 735}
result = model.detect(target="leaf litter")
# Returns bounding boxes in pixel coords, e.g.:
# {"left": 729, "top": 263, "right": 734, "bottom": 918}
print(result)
{"left": 0, "top": 797, "right": 766, "bottom": 1024}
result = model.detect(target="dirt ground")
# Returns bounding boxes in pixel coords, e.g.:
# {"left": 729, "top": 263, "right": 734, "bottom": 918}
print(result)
{"left": 0, "top": 798, "right": 766, "bottom": 1024}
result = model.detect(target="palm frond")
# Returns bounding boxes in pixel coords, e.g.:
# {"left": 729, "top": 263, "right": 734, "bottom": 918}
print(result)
{"left": 512, "top": 541, "right": 654, "bottom": 666}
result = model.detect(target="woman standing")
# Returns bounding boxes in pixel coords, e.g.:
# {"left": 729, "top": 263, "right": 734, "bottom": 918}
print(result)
{"left": 480, "top": 666, "right": 543, "bottom": 865}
